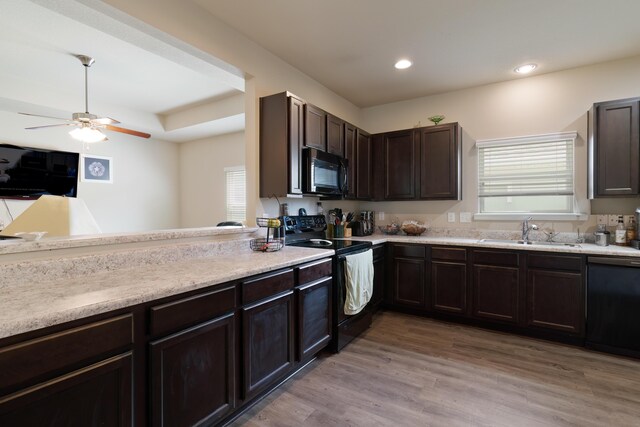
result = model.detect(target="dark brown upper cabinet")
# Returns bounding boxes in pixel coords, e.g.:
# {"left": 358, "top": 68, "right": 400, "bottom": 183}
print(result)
{"left": 419, "top": 123, "right": 461, "bottom": 200}
{"left": 373, "top": 123, "right": 462, "bottom": 201}
{"left": 344, "top": 123, "right": 358, "bottom": 199}
{"left": 381, "top": 128, "right": 420, "bottom": 200}
{"left": 356, "top": 130, "right": 373, "bottom": 199}
{"left": 304, "top": 104, "right": 326, "bottom": 151}
{"left": 259, "top": 92, "right": 304, "bottom": 197}
{"left": 326, "top": 114, "right": 345, "bottom": 157}
{"left": 589, "top": 97, "right": 640, "bottom": 198}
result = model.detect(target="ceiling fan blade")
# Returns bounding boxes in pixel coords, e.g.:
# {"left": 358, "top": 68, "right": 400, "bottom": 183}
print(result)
{"left": 105, "top": 125, "right": 151, "bottom": 139}
{"left": 25, "top": 123, "right": 76, "bottom": 130}
{"left": 92, "top": 117, "right": 120, "bottom": 125}
{"left": 19, "top": 112, "right": 74, "bottom": 122}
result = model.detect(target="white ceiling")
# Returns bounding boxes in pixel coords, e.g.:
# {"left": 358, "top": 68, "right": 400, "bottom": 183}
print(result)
{"left": 195, "top": 0, "right": 640, "bottom": 107}
{"left": 0, "top": 0, "right": 245, "bottom": 142}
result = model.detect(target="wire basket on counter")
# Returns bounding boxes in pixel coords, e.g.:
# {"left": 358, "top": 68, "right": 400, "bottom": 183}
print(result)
{"left": 250, "top": 217, "right": 284, "bottom": 252}
{"left": 250, "top": 237, "right": 284, "bottom": 252}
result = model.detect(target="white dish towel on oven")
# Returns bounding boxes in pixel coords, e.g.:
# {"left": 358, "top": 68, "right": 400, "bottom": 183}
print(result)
{"left": 344, "top": 249, "right": 374, "bottom": 315}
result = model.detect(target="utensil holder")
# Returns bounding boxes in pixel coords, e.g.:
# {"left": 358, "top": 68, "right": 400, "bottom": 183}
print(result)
{"left": 334, "top": 225, "right": 344, "bottom": 238}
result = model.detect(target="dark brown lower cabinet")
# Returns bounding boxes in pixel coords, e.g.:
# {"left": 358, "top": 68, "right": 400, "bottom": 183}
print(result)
{"left": 296, "top": 277, "right": 332, "bottom": 361}
{"left": 370, "top": 245, "right": 386, "bottom": 310}
{"left": 430, "top": 246, "right": 467, "bottom": 315}
{"left": 149, "top": 313, "right": 235, "bottom": 427}
{"left": 472, "top": 264, "right": 521, "bottom": 324}
{"left": 431, "top": 261, "right": 467, "bottom": 314}
{"left": 243, "top": 291, "right": 294, "bottom": 400}
{"left": 0, "top": 352, "right": 133, "bottom": 426}
{"left": 389, "top": 244, "right": 427, "bottom": 309}
{"left": 527, "top": 269, "right": 584, "bottom": 334}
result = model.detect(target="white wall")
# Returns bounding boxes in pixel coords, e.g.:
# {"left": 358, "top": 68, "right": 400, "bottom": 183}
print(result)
{"left": 179, "top": 131, "right": 245, "bottom": 227}
{"left": 0, "top": 111, "right": 180, "bottom": 233}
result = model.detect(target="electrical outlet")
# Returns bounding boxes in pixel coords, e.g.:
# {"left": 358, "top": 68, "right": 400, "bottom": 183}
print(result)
{"left": 379, "top": 212, "right": 385, "bottom": 221}
{"left": 608, "top": 215, "right": 619, "bottom": 227}
{"left": 460, "top": 212, "right": 472, "bottom": 223}
{"left": 624, "top": 215, "right": 634, "bottom": 226}
{"left": 447, "top": 212, "right": 456, "bottom": 223}
{"left": 596, "top": 215, "right": 607, "bottom": 225}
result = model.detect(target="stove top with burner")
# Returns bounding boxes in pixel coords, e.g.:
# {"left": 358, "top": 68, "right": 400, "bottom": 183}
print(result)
{"left": 282, "top": 215, "right": 372, "bottom": 255}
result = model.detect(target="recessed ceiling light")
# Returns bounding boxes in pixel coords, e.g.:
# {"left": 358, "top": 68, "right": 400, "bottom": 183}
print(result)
{"left": 395, "top": 59, "right": 412, "bottom": 70}
{"left": 514, "top": 63, "right": 537, "bottom": 74}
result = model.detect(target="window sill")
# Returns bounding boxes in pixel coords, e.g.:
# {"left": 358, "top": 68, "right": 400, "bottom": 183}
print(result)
{"left": 474, "top": 213, "right": 589, "bottom": 221}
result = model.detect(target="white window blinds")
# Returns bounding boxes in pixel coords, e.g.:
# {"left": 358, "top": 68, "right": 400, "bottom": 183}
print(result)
{"left": 476, "top": 132, "right": 577, "bottom": 213}
{"left": 225, "top": 166, "right": 246, "bottom": 222}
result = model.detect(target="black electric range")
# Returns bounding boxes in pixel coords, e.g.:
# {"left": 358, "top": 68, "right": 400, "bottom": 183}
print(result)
{"left": 282, "top": 215, "right": 373, "bottom": 352}
{"left": 282, "top": 215, "right": 372, "bottom": 255}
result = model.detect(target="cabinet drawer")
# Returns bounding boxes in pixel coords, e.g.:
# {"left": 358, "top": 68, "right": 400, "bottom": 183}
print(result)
{"left": 528, "top": 254, "right": 583, "bottom": 272}
{"left": 242, "top": 269, "right": 294, "bottom": 304}
{"left": 297, "top": 258, "right": 332, "bottom": 285}
{"left": 432, "top": 246, "right": 467, "bottom": 262}
{"left": 473, "top": 249, "right": 520, "bottom": 267}
{"left": 149, "top": 285, "right": 236, "bottom": 337}
{"left": 0, "top": 314, "right": 133, "bottom": 393}
{"left": 392, "top": 244, "right": 425, "bottom": 258}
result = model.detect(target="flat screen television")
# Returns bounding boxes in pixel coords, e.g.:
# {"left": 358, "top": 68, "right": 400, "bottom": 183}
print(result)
{"left": 0, "top": 144, "right": 79, "bottom": 199}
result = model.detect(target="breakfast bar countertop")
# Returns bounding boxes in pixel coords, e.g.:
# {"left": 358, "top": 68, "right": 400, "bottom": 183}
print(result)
{"left": 0, "top": 245, "right": 333, "bottom": 340}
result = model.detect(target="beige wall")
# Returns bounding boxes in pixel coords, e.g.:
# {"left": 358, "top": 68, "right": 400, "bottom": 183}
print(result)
{"left": 179, "top": 131, "right": 245, "bottom": 227}
{"left": 0, "top": 111, "right": 180, "bottom": 233}
{"left": 97, "top": 0, "right": 363, "bottom": 224}
{"left": 334, "top": 55, "right": 640, "bottom": 234}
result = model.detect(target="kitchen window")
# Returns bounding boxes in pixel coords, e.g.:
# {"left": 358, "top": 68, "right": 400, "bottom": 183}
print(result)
{"left": 225, "top": 166, "right": 246, "bottom": 222}
{"left": 476, "top": 132, "right": 577, "bottom": 216}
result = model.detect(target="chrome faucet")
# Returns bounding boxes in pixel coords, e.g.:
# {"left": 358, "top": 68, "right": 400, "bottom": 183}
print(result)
{"left": 521, "top": 217, "right": 538, "bottom": 243}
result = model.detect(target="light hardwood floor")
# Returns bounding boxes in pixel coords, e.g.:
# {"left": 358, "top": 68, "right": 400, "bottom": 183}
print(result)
{"left": 230, "top": 311, "right": 640, "bottom": 426}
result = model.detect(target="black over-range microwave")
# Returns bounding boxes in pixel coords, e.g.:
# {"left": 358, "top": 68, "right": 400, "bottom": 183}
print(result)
{"left": 302, "top": 148, "right": 348, "bottom": 196}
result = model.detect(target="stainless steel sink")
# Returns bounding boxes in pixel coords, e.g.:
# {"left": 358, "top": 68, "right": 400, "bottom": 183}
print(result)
{"left": 477, "top": 238, "right": 580, "bottom": 248}
{"left": 478, "top": 239, "right": 528, "bottom": 244}
{"left": 528, "top": 241, "right": 580, "bottom": 248}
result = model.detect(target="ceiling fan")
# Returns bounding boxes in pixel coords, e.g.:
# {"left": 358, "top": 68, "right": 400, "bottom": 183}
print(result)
{"left": 20, "top": 54, "right": 151, "bottom": 142}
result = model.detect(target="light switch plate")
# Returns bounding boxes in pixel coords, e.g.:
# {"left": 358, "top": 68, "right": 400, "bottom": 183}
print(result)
{"left": 608, "top": 215, "right": 619, "bottom": 226}
{"left": 379, "top": 212, "right": 385, "bottom": 220}
{"left": 460, "top": 212, "right": 472, "bottom": 223}
{"left": 447, "top": 212, "right": 456, "bottom": 223}
{"left": 624, "top": 215, "right": 634, "bottom": 226}
{"left": 596, "top": 215, "right": 607, "bottom": 225}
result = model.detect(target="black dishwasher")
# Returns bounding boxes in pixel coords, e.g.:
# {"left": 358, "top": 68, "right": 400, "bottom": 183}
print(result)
{"left": 587, "top": 256, "right": 640, "bottom": 358}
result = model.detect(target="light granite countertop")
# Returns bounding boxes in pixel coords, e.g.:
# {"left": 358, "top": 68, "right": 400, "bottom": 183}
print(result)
{"left": 0, "top": 245, "right": 333, "bottom": 340}
{"left": 343, "top": 234, "right": 640, "bottom": 257}
{"left": 0, "top": 226, "right": 259, "bottom": 255}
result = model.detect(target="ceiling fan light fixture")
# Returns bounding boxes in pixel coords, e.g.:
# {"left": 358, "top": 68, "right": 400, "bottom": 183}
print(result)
{"left": 69, "top": 127, "right": 107, "bottom": 143}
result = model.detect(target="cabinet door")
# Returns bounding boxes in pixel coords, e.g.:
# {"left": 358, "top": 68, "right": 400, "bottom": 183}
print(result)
{"left": 0, "top": 353, "right": 133, "bottom": 426}
{"left": 432, "top": 261, "right": 467, "bottom": 314}
{"left": 595, "top": 98, "right": 640, "bottom": 196}
{"left": 326, "top": 114, "right": 344, "bottom": 157}
{"left": 356, "top": 130, "right": 372, "bottom": 199}
{"left": 149, "top": 314, "right": 235, "bottom": 427}
{"left": 288, "top": 96, "right": 305, "bottom": 195}
{"left": 371, "top": 254, "right": 385, "bottom": 310}
{"left": 419, "top": 123, "right": 460, "bottom": 199}
{"left": 383, "top": 129, "right": 419, "bottom": 199}
{"left": 527, "top": 269, "right": 584, "bottom": 335}
{"left": 296, "top": 277, "right": 332, "bottom": 361}
{"left": 243, "top": 291, "right": 294, "bottom": 400}
{"left": 304, "top": 104, "right": 326, "bottom": 151}
{"left": 392, "top": 257, "right": 426, "bottom": 308}
{"left": 473, "top": 265, "right": 520, "bottom": 324}
{"left": 344, "top": 123, "right": 357, "bottom": 199}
